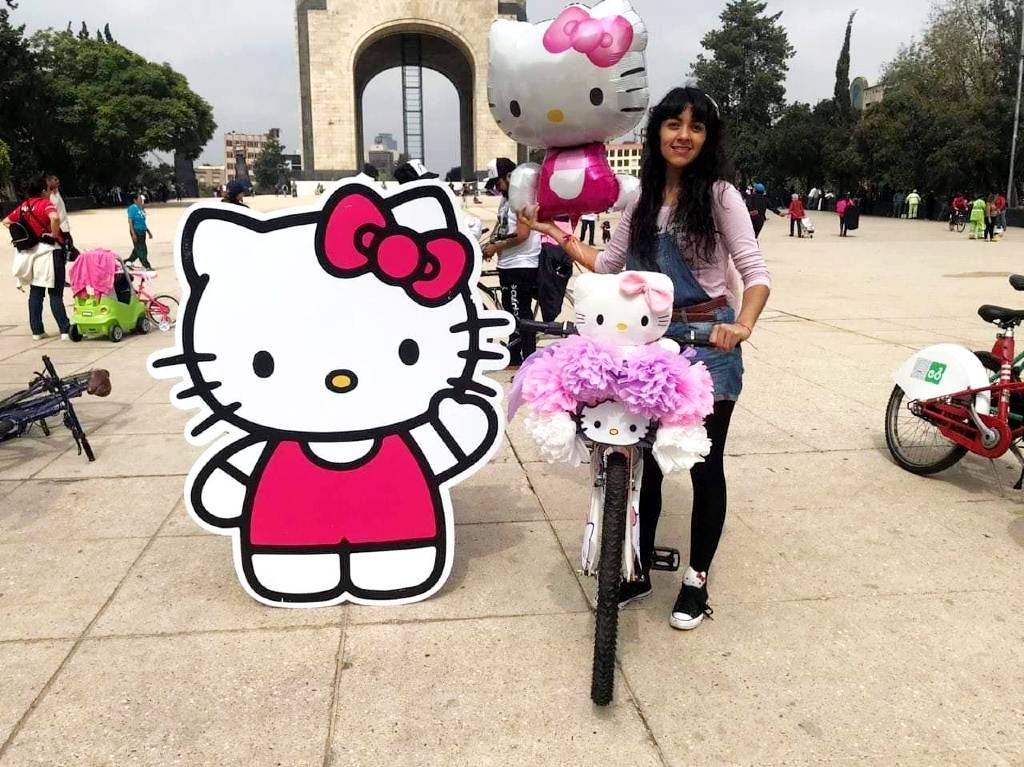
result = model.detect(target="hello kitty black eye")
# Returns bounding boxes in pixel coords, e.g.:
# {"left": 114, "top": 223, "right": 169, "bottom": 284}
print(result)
{"left": 510, "top": 100, "right": 521, "bottom": 117}
{"left": 594, "top": 420, "right": 602, "bottom": 428}
{"left": 596, "top": 314, "right": 604, "bottom": 325}
{"left": 252, "top": 351, "right": 274, "bottom": 378}
{"left": 641, "top": 316, "right": 649, "bottom": 326}
{"left": 399, "top": 339, "right": 420, "bottom": 366}
{"left": 590, "top": 88, "right": 604, "bottom": 106}
{"left": 629, "top": 424, "right": 638, "bottom": 433}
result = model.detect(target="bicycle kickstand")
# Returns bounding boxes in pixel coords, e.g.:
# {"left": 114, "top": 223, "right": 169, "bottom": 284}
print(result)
{"left": 1010, "top": 443, "right": 1024, "bottom": 491}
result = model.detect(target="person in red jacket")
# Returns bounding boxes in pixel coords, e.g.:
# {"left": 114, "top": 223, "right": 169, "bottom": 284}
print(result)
{"left": 788, "top": 193, "right": 806, "bottom": 238}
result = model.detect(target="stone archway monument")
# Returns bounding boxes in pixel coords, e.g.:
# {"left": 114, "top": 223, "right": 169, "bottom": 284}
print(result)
{"left": 296, "top": 0, "right": 524, "bottom": 178}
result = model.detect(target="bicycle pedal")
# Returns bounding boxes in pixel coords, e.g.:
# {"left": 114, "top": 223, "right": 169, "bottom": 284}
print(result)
{"left": 651, "top": 547, "right": 680, "bottom": 572}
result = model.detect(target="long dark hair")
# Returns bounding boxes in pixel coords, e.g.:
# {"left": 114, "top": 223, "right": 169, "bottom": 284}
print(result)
{"left": 629, "top": 87, "right": 732, "bottom": 269}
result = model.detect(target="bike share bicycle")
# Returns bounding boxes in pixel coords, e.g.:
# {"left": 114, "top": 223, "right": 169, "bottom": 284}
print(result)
{"left": 508, "top": 271, "right": 716, "bottom": 706}
{"left": 886, "top": 274, "right": 1024, "bottom": 485}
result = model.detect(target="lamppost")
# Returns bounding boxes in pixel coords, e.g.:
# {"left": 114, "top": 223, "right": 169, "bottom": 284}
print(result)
{"left": 1009, "top": 1, "right": 1024, "bottom": 207}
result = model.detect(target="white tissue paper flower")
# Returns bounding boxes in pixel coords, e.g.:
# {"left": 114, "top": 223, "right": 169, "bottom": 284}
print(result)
{"left": 652, "top": 423, "right": 713, "bottom": 474}
{"left": 525, "top": 409, "right": 587, "bottom": 465}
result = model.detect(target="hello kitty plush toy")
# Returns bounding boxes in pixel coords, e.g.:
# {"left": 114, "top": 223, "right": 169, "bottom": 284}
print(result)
{"left": 149, "top": 182, "right": 512, "bottom": 608}
{"left": 488, "top": 0, "right": 648, "bottom": 220}
{"left": 507, "top": 271, "right": 716, "bottom": 474}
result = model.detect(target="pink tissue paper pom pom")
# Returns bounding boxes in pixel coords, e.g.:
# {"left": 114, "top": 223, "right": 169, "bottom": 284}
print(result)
{"left": 615, "top": 346, "right": 715, "bottom": 424}
{"left": 520, "top": 352, "right": 578, "bottom": 414}
{"left": 555, "top": 336, "right": 619, "bottom": 405}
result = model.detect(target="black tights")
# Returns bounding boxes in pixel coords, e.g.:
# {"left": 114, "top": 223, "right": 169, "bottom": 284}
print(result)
{"left": 639, "top": 399, "right": 736, "bottom": 576}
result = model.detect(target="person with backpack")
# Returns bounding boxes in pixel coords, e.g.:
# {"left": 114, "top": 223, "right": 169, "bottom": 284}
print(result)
{"left": 836, "top": 193, "right": 853, "bottom": 236}
{"left": 2, "top": 176, "right": 72, "bottom": 340}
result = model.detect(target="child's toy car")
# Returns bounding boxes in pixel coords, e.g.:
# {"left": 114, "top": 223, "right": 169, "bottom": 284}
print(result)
{"left": 69, "top": 258, "right": 150, "bottom": 342}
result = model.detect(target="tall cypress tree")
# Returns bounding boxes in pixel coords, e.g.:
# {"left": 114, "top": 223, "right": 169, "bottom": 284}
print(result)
{"left": 77, "top": 21, "right": 88, "bottom": 40}
{"left": 103, "top": 23, "right": 114, "bottom": 43}
{"left": 833, "top": 11, "right": 857, "bottom": 118}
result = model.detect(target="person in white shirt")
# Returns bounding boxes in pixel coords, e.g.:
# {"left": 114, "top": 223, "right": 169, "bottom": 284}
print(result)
{"left": 46, "top": 174, "right": 76, "bottom": 256}
{"left": 482, "top": 157, "right": 542, "bottom": 365}
{"left": 579, "top": 211, "right": 598, "bottom": 245}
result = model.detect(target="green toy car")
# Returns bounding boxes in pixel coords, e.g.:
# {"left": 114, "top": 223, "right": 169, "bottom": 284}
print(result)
{"left": 69, "top": 260, "right": 151, "bottom": 342}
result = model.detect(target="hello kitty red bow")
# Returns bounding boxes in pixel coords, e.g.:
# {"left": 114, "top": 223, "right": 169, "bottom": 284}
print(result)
{"left": 620, "top": 272, "right": 673, "bottom": 313}
{"left": 316, "top": 189, "right": 470, "bottom": 306}
{"left": 542, "top": 7, "right": 635, "bottom": 68}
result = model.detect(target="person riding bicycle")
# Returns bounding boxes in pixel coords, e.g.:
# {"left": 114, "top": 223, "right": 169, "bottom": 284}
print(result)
{"left": 519, "top": 87, "right": 771, "bottom": 630}
{"left": 222, "top": 179, "right": 249, "bottom": 207}
{"left": 2, "top": 175, "right": 72, "bottom": 341}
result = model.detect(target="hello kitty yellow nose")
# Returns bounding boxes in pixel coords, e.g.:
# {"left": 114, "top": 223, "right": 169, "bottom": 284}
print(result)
{"left": 547, "top": 109, "right": 565, "bottom": 123}
{"left": 616, "top": 322, "right": 628, "bottom": 332}
{"left": 608, "top": 428, "right": 620, "bottom": 436}
{"left": 325, "top": 369, "right": 358, "bottom": 393}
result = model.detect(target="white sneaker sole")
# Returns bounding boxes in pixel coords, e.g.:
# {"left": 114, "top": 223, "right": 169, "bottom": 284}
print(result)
{"left": 669, "top": 612, "right": 705, "bottom": 631}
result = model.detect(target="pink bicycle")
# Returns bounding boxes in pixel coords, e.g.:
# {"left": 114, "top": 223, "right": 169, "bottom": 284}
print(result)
{"left": 128, "top": 269, "right": 179, "bottom": 332}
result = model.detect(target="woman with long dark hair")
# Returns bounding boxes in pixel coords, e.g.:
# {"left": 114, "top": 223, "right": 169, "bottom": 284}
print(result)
{"left": 519, "top": 87, "right": 771, "bottom": 630}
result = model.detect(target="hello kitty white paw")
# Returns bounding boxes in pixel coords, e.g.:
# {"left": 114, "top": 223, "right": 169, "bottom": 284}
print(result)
{"left": 652, "top": 423, "right": 713, "bottom": 474}
{"left": 434, "top": 392, "right": 498, "bottom": 465}
{"left": 613, "top": 174, "right": 641, "bottom": 211}
{"left": 525, "top": 410, "right": 586, "bottom": 465}
{"left": 509, "top": 163, "right": 541, "bottom": 211}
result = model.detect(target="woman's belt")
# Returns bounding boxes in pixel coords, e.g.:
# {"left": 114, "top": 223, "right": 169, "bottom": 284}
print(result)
{"left": 671, "top": 296, "right": 728, "bottom": 323}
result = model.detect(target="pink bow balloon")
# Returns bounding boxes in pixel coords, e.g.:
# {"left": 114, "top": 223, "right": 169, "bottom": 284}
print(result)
{"left": 542, "top": 6, "right": 635, "bottom": 68}
{"left": 317, "top": 190, "right": 470, "bottom": 306}
{"left": 619, "top": 272, "right": 673, "bottom": 314}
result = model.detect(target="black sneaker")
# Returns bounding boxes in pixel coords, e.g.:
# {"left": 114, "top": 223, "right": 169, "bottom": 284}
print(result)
{"left": 618, "top": 577, "right": 652, "bottom": 608}
{"left": 669, "top": 583, "right": 713, "bottom": 630}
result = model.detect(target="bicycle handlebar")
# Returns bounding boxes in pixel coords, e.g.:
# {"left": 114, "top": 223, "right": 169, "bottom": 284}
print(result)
{"left": 516, "top": 318, "right": 718, "bottom": 347}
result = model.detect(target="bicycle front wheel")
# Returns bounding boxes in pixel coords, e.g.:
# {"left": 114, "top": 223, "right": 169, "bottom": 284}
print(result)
{"left": 591, "top": 450, "right": 629, "bottom": 706}
{"left": 884, "top": 384, "right": 967, "bottom": 474}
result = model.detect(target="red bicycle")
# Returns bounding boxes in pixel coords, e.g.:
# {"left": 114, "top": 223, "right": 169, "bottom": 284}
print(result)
{"left": 886, "top": 274, "right": 1024, "bottom": 483}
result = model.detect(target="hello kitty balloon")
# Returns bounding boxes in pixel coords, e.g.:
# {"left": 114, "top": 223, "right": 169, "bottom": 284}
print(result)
{"left": 148, "top": 182, "right": 512, "bottom": 607}
{"left": 488, "top": 0, "right": 649, "bottom": 220}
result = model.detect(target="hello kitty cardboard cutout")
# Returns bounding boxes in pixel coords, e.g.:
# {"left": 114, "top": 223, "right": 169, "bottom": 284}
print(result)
{"left": 488, "top": 0, "right": 649, "bottom": 220}
{"left": 148, "top": 182, "right": 512, "bottom": 607}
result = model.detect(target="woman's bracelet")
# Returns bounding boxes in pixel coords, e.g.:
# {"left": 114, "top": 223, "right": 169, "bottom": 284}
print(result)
{"left": 736, "top": 321, "right": 753, "bottom": 336}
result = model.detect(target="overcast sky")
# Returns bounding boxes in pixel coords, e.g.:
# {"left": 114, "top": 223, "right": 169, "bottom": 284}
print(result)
{"left": 12, "top": 0, "right": 933, "bottom": 172}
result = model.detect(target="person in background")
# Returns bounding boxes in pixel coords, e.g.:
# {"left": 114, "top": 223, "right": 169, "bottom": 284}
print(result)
{"left": 45, "top": 173, "right": 76, "bottom": 258}
{"left": 788, "top": 193, "right": 806, "bottom": 238}
{"left": 950, "top": 192, "right": 969, "bottom": 225}
{"left": 125, "top": 192, "right": 153, "bottom": 268}
{"left": 905, "top": 189, "right": 922, "bottom": 220}
{"left": 984, "top": 194, "right": 998, "bottom": 243}
{"left": 482, "top": 157, "right": 542, "bottom": 366}
{"left": 579, "top": 211, "right": 598, "bottom": 246}
{"left": 538, "top": 215, "right": 575, "bottom": 322}
{"left": 2, "top": 176, "right": 71, "bottom": 340}
{"left": 969, "top": 194, "right": 987, "bottom": 240}
{"left": 836, "top": 192, "right": 852, "bottom": 236}
{"left": 221, "top": 179, "right": 248, "bottom": 207}
{"left": 892, "top": 190, "right": 904, "bottom": 218}
{"left": 601, "top": 219, "right": 612, "bottom": 244}
{"left": 994, "top": 190, "right": 1007, "bottom": 233}
{"left": 807, "top": 186, "right": 821, "bottom": 212}
{"left": 746, "top": 183, "right": 781, "bottom": 238}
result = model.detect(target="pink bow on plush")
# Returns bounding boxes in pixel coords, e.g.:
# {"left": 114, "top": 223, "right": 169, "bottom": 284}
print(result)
{"left": 542, "top": 6, "right": 635, "bottom": 68}
{"left": 620, "top": 272, "right": 673, "bottom": 314}
{"left": 318, "top": 191, "right": 470, "bottom": 306}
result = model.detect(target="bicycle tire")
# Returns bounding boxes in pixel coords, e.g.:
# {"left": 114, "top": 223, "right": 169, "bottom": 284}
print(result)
{"left": 148, "top": 294, "right": 180, "bottom": 330}
{"left": 957, "top": 220, "right": 967, "bottom": 233}
{"left": 591, "top": 451, "right": 628, "bottom": 706}
{"left": 884, "top": 384, "right": 967, "bottom": 474}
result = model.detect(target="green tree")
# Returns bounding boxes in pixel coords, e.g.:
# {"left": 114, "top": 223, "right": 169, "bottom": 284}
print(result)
{"left": 0, "top": 138, "right": 12, "bottom": 198}
{"left": 833, "top": 11, "right": 857, "bottom": 120}
{"left": 253, "top": 136, "right": 287, "bottom": 192}
{"left": 95, "top": 28, "right": 103, "bottom": 43}
{"left": 765, "top": 102, "right": 824, "bottom": 191}
{"left": 77, "top": 21, "right": 88, "bottom": 40}
{"left": 103, "top": 23, "right": 113, "bottom": 44}
{"left": 691, "top": 0, "right": 795, "bottom": 179}
{"left": 29, "top": 30, "right": 216, "bottom": 189}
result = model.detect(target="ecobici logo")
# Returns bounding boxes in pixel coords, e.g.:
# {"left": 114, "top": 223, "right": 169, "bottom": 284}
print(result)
{"left": 911, "top": 358, "right": 947, "bottom": 385}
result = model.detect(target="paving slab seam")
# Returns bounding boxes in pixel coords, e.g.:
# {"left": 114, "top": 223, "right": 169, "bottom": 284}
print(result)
{"left": 0, "top": 501, "right": 178, "bottom": 759}
{"left": 348, "top": 606, "right": 592, "bottom": 628}
{"left": 17, "top": 404, "right": 135, "bottom": 482}
{"left": 83, "top": 620, "right": 349, "bottom": 642}
{"left": 321, "top": 617, "right": 350, "bottom": 767}
{"left": 0, "top": 635, "right": 79, "bottom": 646}
{"left": 616, "top": 665, "right": 670, "bottom": 767}
{"left": 506, "top": 434, "right": 595, "bottom": 608}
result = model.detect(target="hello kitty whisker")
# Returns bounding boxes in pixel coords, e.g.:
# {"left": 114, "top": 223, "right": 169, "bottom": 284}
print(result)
{"left": 189, "top": 402, "right": 241, "bottom": 438}
{"left": 176, "top": 381, "right": 223, "bottom": 401}
{"left": 152, "top": 352, "right": 217, "bottom": 369}
{"left": 458, "top": 349, "right": 505, "bottom": 362}
{"left": 447, "top": 377, "right": 498, "bottom": 397}
{"left": 450, "top": 318, "right": 509, "bottom": 333}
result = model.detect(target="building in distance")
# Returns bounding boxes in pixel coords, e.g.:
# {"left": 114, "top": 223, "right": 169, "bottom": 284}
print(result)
{"left": 225, "top": 128, "right": 281, "bottom": 182}
{"left": 605, "top": 142, "right": 642, "bottom": 177}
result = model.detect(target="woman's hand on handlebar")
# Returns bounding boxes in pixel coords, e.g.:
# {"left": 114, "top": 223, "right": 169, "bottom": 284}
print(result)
{"left": 709, "top": 323, "right": 750, "bottom": 351}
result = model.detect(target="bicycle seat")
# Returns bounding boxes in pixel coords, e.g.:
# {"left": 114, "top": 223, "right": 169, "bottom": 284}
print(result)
{"left": 978, "top": 304, "right": 1024, "bottom": 326}
{"left": 1010, "top": 274, "right": 1024, "bottom": 291}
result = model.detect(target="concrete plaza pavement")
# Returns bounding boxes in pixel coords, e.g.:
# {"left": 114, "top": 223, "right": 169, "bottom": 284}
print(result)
{"left": 0, "top": 195, "right": 1022, "bottom": 765}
